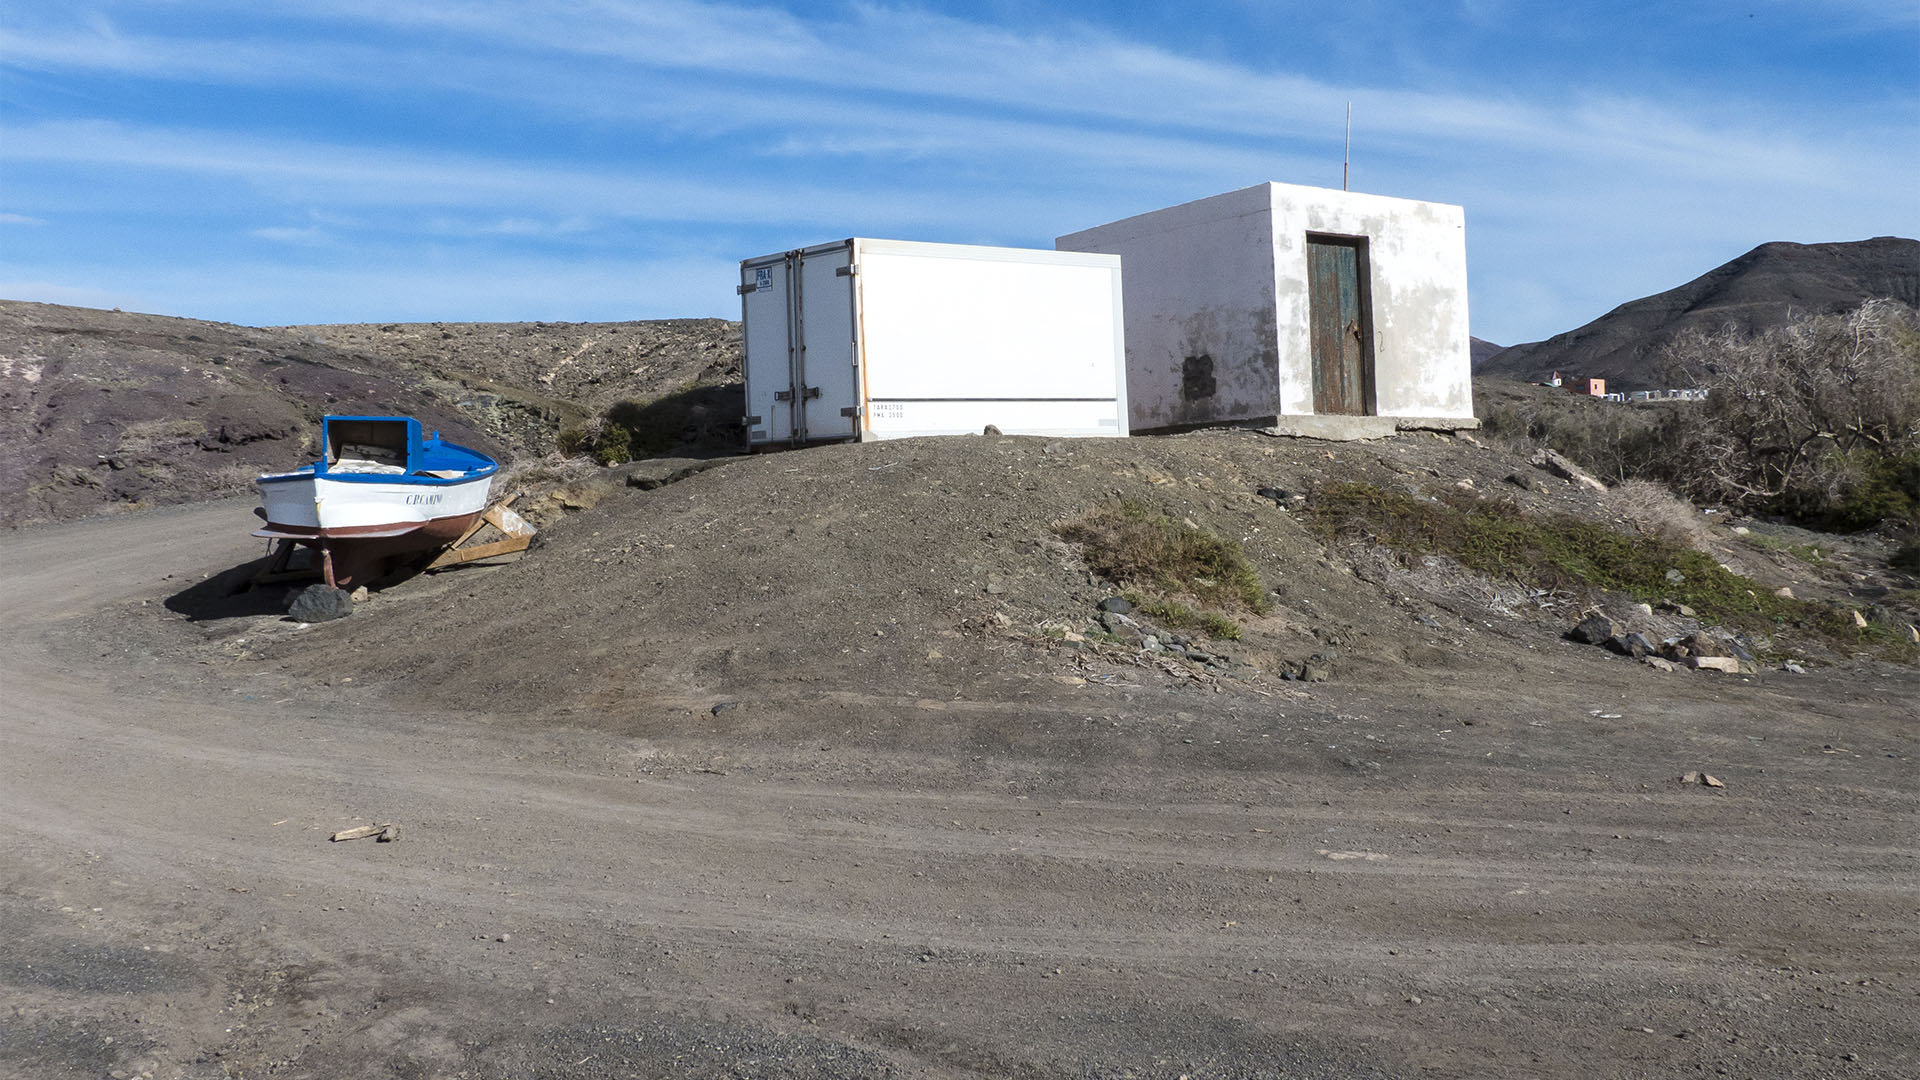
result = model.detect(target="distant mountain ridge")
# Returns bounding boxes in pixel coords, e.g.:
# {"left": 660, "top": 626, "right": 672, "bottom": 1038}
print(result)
{"left": 1478, "top": 237, "right": 1920, "bottom": 391}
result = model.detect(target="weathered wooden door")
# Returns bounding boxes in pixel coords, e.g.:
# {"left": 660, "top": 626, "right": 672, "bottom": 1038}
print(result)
{"left": 1307, "top": 236, "right": 1375, "bottom": 415}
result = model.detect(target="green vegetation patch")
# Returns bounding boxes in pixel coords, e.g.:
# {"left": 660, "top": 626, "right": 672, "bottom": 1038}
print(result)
{"left": 1308, "top": 482, "right": 1914, "bottom": 660}
{"left": 1059, "top": 500, "right": 1265, "bottom": 639}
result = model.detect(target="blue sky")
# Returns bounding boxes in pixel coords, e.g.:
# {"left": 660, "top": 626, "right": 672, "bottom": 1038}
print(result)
{"left": 2, "top": 1, "right": 1915, "bottom": 345}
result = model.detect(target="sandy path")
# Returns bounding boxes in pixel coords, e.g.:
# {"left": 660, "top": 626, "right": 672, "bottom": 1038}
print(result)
{"left": 3, "top": 501, "right": 1917, "bottom": 1078}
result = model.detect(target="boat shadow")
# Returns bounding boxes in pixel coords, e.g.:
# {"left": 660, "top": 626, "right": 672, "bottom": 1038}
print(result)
{"left": 163, "top": 556, "right": 299, "bottom": 621}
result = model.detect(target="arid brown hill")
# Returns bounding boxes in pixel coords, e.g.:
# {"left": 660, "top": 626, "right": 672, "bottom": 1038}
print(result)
{"left": 0, "top": 301, "right": 740, "bottom": 527}
{"left": 1478, "top": 237, "right": 1919, "bottom": 390}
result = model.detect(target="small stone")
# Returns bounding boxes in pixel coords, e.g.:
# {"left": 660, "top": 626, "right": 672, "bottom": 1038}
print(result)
{"left": 1301, "top": 661, "right": 1331, "bottom": 683}
{"left": 1567, "top": 613, "right": 1617, "bottom": 646}
{"left": 1505, "top": 472, "right": 1541, "bottom": 492}
{"left": 1687, "top": 656, "right": 1740, "bottom": 673}
{"left": 1097, "top": 596, "right": 1133, "bottom": 614}
{"left": 1665, "top": 569, "right": 1686, "bottom": 584}
{"left": 1782, "top": 661, "right": 1806, "bottom": 674}
{"left": 711, "top": 701, "right": 739, "bottom": 716}
{"left": 981, "top": 424, "right": 1003, "bottom": 436}
{"left": 1633, "top": 603, "right": 1653, "bottom": 617}
{"left": 1681, "top": 771, "right": 1702, "bottom": 784}
{"left": 984, "top": 577, "right": 1007, "bottom": 595}
{"left": 1643, "top": 656, "right": 1676, "bottom": 672}
{"left": 1851, "top": 610, "right": 1868, "bottom": 629}
{"left": 1772, "top": 586, "right": 1795, "bottom": 600}
{"left": 1733, "top": 526, "right": 1750, "bottom": 535}
{"left": 350, "top": 585, "right": 369, "bottom": 603}
{"left": 1725, "top": 639, "right": 1755, "bottom": 663}
{"left": 1702, "top": 774, "right": 1725, "bottom": 789}
{"left": 497, "top": 933, "right": 511, "bottom": 943}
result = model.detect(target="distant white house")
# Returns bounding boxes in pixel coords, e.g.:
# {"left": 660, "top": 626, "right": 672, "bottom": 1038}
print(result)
{"left": 1058, "top": 181, "right": 1475, "bottom": 435}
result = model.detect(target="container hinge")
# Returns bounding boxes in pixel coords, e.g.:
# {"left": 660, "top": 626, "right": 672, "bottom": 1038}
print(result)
{"left": 774, "top": 390, "right": 793, "bottom": 402}
{"left": 840, "top": 405, "right": 860, "bottom": 418}
{"left": 835, "top": 264, "right": 858, "bottom": 277}
{"left": 803, "top": 386, "right": 822, "bottom": 400}
{"left": 741, "top": 415, "right": 762, "bottom": 426}
{"left": 735, "top": 283, "right": 754, "bottom": 295}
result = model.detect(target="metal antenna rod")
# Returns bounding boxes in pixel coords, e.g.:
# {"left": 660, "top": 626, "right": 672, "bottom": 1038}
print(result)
{"left": 1343, "top": 101, "right": 1351, "bottom": 191}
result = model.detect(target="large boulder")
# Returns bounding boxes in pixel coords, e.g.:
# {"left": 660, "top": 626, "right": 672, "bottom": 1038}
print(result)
{"left": 288, "top": 584, "right": 354, "bottom": 623}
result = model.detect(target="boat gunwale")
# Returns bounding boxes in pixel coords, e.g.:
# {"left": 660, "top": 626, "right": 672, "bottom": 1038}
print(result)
{"left": 255, "top": 463, "right": 499, "bottom": 487}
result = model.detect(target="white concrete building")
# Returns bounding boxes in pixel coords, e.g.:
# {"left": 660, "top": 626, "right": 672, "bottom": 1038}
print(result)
{"left": 1057, "top": 181, "right": 1476, "bottom": 435}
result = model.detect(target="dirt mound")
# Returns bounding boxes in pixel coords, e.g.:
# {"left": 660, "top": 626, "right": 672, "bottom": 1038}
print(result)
{"left": 0, "top": 301, "right": 742, "bottom": 527}
{"left": 209, "top": 428, "right": 1907, "bottom": 729}
{"left": 1479, "top": 236, "right": 1920, "bottom": 390}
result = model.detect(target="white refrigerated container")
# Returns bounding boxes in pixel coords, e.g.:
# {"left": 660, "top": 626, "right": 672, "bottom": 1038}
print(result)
{"left": 738, "top": 238, "right": 1128, "bottom": 446}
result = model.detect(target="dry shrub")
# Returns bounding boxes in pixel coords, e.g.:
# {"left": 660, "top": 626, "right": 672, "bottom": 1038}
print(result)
{"left": 494, "top": 451, "right": 601, "bottom": 494}
{"left": 1058, "top": 500, "right": 1266, "bottom": 614}
{"left": 1605, "top": 479, "right": 1714, "bottom": 551}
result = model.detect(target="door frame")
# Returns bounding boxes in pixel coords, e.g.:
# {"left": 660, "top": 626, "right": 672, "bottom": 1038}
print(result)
{"left": 1304, "top": 231, "right": 1377, "bottom": 416}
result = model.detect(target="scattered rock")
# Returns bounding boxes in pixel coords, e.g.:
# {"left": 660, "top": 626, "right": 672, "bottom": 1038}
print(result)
{"left": 1678, "top": 633, "right": 1726, "bottom": 658}
{"left": 1702, "top": 774, "right": 1726, "bottom": 789}
{"left": 1505, "top": 472, "right": 1542, "bottom": 492}
{"left": 1529, "top": 448, "right": 1608, "bottom": 491}
{"left": 1097, "top": 596, "right": 1132, "bottom": 614}
{"left": 981, "top": 424, "right": 1002, "bottom": 437}
{"left": 1566, "top": 613, "right": 1617, "bottom": 646}
{"left": 288, "top": 584, "right": 353, "bottom": 623}
{"left": 1255, "top": 487, "right": 1305, "bottom": 509}
{"left": 1633, "top": 602, "right": 1654, "bottom": 617}
{"left": 1643, "top": 656, "right": 1676, "bottom": 672}
{"left": 1606, "top": 632, "right": 1654, "bottom": 659}
{"left": 349, "top": 585, "right": 370, "bottom": 603}
{"left": 1781, "top": 661, "right": 1806, "bottom": 674}
{"left": 1664, "top": 568, "right": 1686, "bottom": 585}
{"left": 1724, "top": 638, "right": 1755, "bottom": 664}
{"left": 1687, "top": 656, "right": 1741, "bottom": 673}
{"left": 1660, "top": 601, "right": 1698, "bottom": 618}
{"left": 1300, "top": 661, "right": 1332, "bottom": 683}
{"left": 983, "top": 576, "right": 1007, "bottom": 595}
{"left": 329, "top": 823, "right": 395, "bottom": 842}
{"left": 1772, "top": 586, "right": 1795, "bottom": 599}
{"left": 1851, "top": 610, "right": 1868, "bottom": 629}
{"left": 710, "top": 701, "right": 739, "bottom": 716}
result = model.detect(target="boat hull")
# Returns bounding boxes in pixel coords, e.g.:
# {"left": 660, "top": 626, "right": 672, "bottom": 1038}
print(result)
{"left": 254, "top": 473, "right": 495, "bottom": 587}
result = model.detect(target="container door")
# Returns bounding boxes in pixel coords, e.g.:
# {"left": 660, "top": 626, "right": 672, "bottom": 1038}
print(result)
{"left": 741, "top": 256, "right": 796, "bottom": 444}
{"left": 795, "top": 244, "right": 858, "bottom": 441}
{"left": 1307, "top": 235, "right": 1376, "bottom": 416}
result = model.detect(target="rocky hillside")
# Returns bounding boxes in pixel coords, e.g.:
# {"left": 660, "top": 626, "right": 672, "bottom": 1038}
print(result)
{"left": 1479, "top": 237, "right": 1920, "bottom": 389}
{"left": 0, "top": 301, "right": 738, "bottom": 528}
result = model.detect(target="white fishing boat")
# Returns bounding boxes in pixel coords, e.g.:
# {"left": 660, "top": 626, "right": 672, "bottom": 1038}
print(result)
{"left": 254, "top": 415, "right": 499, "bottom": 587}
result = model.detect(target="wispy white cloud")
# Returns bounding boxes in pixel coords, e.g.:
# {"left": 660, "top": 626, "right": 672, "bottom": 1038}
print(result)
{"left": 0, "top": 213, "right": 50, "bottom": 226}
{"left": 1, "top": 1, "right": 1913, "bottom": 342}
{"left": 250, "top": 225, "right": 334, "bottom": 246}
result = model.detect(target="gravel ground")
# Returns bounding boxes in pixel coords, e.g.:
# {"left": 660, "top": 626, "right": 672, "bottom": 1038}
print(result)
{"left": 4, "top": 428, "right": 1917, "bottom": 1078}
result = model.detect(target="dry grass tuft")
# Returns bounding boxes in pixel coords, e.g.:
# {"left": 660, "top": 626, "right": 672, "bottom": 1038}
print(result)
{"left": 1605, "top": 479, "right": 1715, "bottom": 551}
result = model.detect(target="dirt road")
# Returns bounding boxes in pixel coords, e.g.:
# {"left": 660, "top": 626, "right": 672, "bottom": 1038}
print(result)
{"left": 3, "top": 499, "right": 1917, "bottom": 1078}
